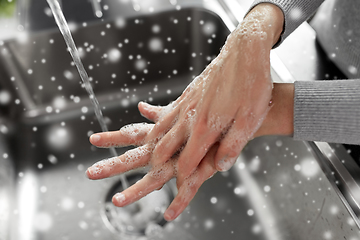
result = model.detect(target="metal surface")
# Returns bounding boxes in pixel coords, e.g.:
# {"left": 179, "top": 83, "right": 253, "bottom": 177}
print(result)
{"left": 0, "top": 0, "right": 360, "bottom": 239}
{"left": 309, "top": 142, "right": 360, "bottom": 226}
{"left": 0, "top": 129, "right": 14, "bottom": 240}
{"left": 220, "top": 0, "right": 360, "bottom": 230}
{"left": 269, "top": 20, "right": 360, "bottom": 230}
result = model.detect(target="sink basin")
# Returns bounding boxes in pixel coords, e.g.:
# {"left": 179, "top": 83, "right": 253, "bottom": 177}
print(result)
{"left": 0, "top": 1, "right": 360, "bottom": 239}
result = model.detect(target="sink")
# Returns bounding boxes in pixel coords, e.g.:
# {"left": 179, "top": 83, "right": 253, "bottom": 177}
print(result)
{"left": 1, "top": 0, "right": 360, "bottom": 239}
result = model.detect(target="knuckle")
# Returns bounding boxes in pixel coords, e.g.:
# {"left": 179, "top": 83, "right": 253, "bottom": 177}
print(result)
{"left": 148, "top": 163, "right": 174, "bottom": 182}
{"left": 123, "top": 146, "right": 150, "bottom": 165}
{"left": 208, "top": 114, "right": 231, "bottom": 133}
{"left": 184, "top": 180, "right": 200, "bottom": 198}
{"left": 153, "top": 139, "right": 165, "bottom": 155}
{"left": 221, "top": 131, "right": 248, "bottom": 156}
{"left": 193, "top": 119, "right": 209, "bottom": 136}
{"left": 221, "top": 145, "right": 239, "bottom": 159}
{"left": 153, "top": 144, "right": 173, "bottom": 164}
{"left": 105, "top": 132, "right": 116, "bottom": 143}
{"left": 178, "top": 161, "right": 194, "bottom": 179}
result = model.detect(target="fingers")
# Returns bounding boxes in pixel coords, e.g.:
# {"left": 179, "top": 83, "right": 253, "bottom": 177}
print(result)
{"left": 86, "top": 144, "right": 152, "bottom": 180}
{"left": 112, "top": 159, "right": 176, "bottom": 207}
{"left": 138, "top": 101, "right": 178, "bottom": 123}
{"left": 145, "top": 105, "right": 179, "bottom": 144}
{"left": 138, "top": 101, "right": 184, "bottom": 166}
{"left": 214, "top": 112, "right": 255, "bottom": 172}
{"left": 176, "top": 120, "right": 219, "bottom": 182}
{"left": 151, "top": 123, "right": 187, "bottom": 166}
{"left": 90, "top": 123, "right": 154, "bottom": 148}
{"left": 214, "top": 126, "right": 247, "bottom": 172}
{"left": 138, "top": 102, "right": 163, "bottom": 122}
{"left": 150, "top": 106, "right": 197, "bottom": 166}
{"left": 164, "top": 145, "right": 218, "bottom": 221}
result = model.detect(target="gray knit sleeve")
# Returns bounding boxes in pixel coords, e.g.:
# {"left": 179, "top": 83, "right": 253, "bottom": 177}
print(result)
{"left": 294, "top": 80, "right": 360, "bottom": 145}
{"left": 245, "top": 0, "right": 325, "bottom": 47}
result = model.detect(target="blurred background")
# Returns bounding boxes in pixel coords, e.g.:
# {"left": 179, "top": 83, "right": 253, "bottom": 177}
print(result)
{"left": 0, "top": 0, "right": 17, "bottom": 39}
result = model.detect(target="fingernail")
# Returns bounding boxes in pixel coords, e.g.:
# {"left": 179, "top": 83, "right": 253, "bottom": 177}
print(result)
{"left": 87, "top": 164, "right": 102, "bottom": 177}
{"left": 139, "top": 101, "right": 149, "bottom": 107}
{"left": 114, "top": 193, "right": 126, "bottom": 205}
{"left": 164, "top": 209, "right": 175, "bottom": 221}
{"left": 90, "top": 134, "right": 101, "bottom": 143}
{"left": 217, "top": 157, "right": 234, "bottom": 172}
{"left": 86, "top": 166, "right": 101, "bottom": 178}
{"left": 86, "top": 168, "right": 92, "bottom": 177}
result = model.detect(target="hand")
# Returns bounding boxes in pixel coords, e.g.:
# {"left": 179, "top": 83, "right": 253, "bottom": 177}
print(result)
{"left": 141, "top": 4, "right": 284, "bottom": 184}
{"left": 86, "top": 3, "right": 285, "bottom": 222}
{"left": 86, "top": 83, "right": 295, "bottom": 222}
{"left": 87, "top": 105, "right": 218, "bottom": 221}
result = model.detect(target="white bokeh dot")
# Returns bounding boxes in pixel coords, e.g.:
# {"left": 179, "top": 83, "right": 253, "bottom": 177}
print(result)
{"left": 247, "top": 209, "right": 254, "bottom": 216}
{"left": 210, "top": 197, "right": 218, "bottom": 204}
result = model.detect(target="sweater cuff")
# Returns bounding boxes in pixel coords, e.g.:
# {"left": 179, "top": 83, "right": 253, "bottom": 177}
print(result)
{"left": 294, "top": 80, "right": 360, "bottom": 145}
{"left": 245, "top": 0, "right": 324, "bottom": 48}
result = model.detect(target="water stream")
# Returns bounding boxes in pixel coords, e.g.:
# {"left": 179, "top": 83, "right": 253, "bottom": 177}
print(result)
{"left": 46, "top": 0, "right": 129, "bottom": 189}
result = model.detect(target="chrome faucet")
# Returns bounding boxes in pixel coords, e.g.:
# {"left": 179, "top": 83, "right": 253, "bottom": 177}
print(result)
{"left": 90, "top": 0, "right": 103, "bottom": 18}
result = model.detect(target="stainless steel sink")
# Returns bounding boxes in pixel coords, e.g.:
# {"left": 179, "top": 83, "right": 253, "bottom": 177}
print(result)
{"left": 1, "top": 0, "right": 360, "bottom": 239}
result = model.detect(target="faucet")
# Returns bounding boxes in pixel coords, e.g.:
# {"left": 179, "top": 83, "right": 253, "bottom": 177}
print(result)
{"left": 90, "top": 0, "right": 103, "bottom": 18}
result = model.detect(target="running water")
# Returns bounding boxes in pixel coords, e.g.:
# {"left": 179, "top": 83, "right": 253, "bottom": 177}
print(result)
{"left": 46, "top": 0, "right": 129, "bottom": 189}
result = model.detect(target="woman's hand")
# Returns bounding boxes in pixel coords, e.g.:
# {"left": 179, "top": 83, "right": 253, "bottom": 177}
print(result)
{"left": 86, "top": 82, "right": 294, "bottom": 222}
{"left": 141, "top": 3, "right": 284, "bottom": 182}
{"left": 87, "top": 108, "right": 219, "bottom": 221}
{"left": 86, "top": 3, "right": 285, "bottom": 221}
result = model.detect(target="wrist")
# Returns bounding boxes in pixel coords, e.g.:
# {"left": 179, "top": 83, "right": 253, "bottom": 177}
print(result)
{"left": 220, "top": 3, "right": 284, "bottom": 59}
{"left": 243, "top": 3, "right": 284, "bottom": 48}
{"left": 254, "top": 83, "right": 294, "bottom": 137}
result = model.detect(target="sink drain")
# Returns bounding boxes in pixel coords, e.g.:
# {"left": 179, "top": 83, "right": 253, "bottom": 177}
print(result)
{"left": 101, "top": 173, "right": 176, "bottom": 238}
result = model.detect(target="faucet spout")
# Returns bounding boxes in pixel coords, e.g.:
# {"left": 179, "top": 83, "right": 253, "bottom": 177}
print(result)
{"left": 91, "top": 0, "right": 103, "bottom": 18}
